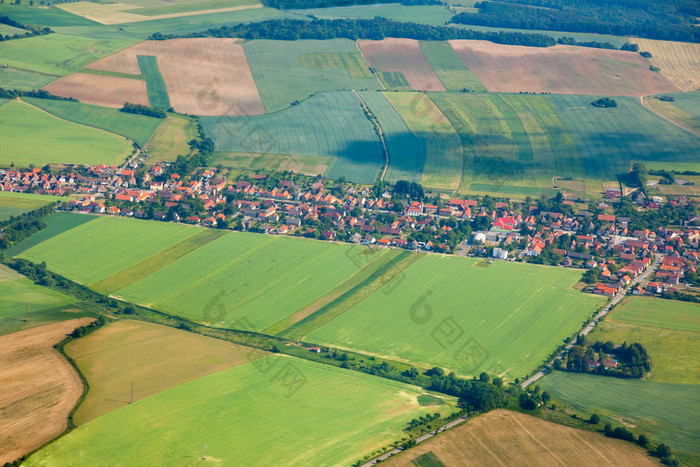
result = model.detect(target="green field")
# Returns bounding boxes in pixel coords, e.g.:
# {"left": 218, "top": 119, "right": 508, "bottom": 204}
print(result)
{"left": 359, "top": 91, "right": 425, "bottom": 183}
{"left": 66, "top": 319, "right": 265, "bottom": 424}
{"left": 0, "top": 264, "right": 84, "bottom": 336}
{"left": 0, "top": 191, "right": 54, "bottom": 222}
{"left": 26, "top": 356, "right": 439, "bottom": 466}
{"left": 243, "top": 39, "right": 381, "bottom": 112}
{"left": 308, "top": 255, "right": 605, "bottom": 379}
{"left": 0, "top": 33, "right": 135, "bottom": 76}
{"left": 663, "top": 92, "right": 700, "bottom": 119}
{"left": 540, "top": 372, "right": 700, "bottom": 456}
{"left": 0, "top": 67, "right": 57, "bottom": 91}
{"left": 384, "top": 92, "right": 462, "bottom": 190}
{"left": 137, "top": 55, "right": 170, "bottom": 110}
{"left": 201, "top": 91, "right": 384, "bottom": 183}
{"left": 293, "top": 3, "right": 454, "bottom": 27}
{"left": 18, "top": 216, "right": 200, "bottom": 285}
{"left": 24, "top": 98, "right": 163, "bottom": 147}
{"left": 143, "top": 113, "right": 197, "bottom": 161}
{"left": 298, "top": 52, "right": 373, "bottom": 79}
{"left": 128, "top": 0, "right": 259, "bottom": 16}
{"left": 588, "top": 296, "right": 700, "bottom": 385}
{"left": 0, "top": 23, "right": 26, "bottom": 35}
{"left": 547, "top": 94, "right": 700, "bottom": 179}
{"left": 6, "top": 212, "right": 97, "bottom": 258}
{"left": 419, "top": 41, "right": 486, "bottom": 92}
{"left": 0, "top": 5, "right": 99, "bottom": 27}
{"left": 212, "top": 152, "right": 332, "bottom": 175}
{"left": 114, "top": 232, "right": 391, "bottom": 331}
{"left": 0, "top": 100, "right": 133, "bottom": 167}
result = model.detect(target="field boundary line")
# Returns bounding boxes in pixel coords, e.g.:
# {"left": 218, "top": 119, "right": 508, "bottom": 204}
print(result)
{"left": 356, "top": 40, "right": 386, "bottom": 90}
{"left": 640, "top": 95, "right": 700, "bottom": 137}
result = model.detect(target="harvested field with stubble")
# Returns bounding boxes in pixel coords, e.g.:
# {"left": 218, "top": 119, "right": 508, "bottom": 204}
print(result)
{"left": 388, "top": 410, "right": 655, "bottom": 467}
{"left": 633, "top": 39, "right": 700, "bottom": 92}
{"left": 0, "top": 318, "right": 94, "bottom": 464}
{"left": 86, "top": 38, "right": 264, "bottom": 116}
{"left": 44, "top": 72, "right": 149, "bottom": 108}
{"left": 360, "top": 39, "right": 446, "bottom": 91}
{"left": 449, "top": 40, "right": 679, "bottom": 96}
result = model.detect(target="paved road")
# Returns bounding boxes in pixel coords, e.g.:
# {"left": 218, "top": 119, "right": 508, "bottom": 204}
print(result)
{"left": 521, "top": 253, "right": 664, "bottom": 389}
{"left": 361, "top": 416, "right": 470, "bottom": 466}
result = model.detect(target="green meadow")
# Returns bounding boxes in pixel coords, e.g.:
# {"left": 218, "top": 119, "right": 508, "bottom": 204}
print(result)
{"left": 0, "top": 67, "right": 57, "bottom": 91}
{"left": 0, "top": 264, "right": 83, "bottom": 336}
{"left": 359, "top": 90, "right": 425, "bottom": 184}
{"left": 308, "top": 255, "right": 605, "bottom": 379}
{"left": 0, "top": 100, "right": 133, "bottom": 167}
{"left": 540, "top": 372, "right": 700, "bottom": 456}
{"left": 26, "top": 356, "right": 440, "bottom": 466}
{"left": 588, "top": 297, "right": 699, "bottom": 384}
{"left": 114, "top": 232, "right": 389, "bottom": 331}
{"left": 18, "top": 216, "right": 200, "bottom": 285}
{"left": 0, "top": 5, "right": 98, "bottom": 27}
{"left": 243, "top": 39, "right": 381, "bottom": 112}
{"left": 0, "top": 33, "right": 135, "bottom": 76}
{"left": 137, "top": 55, "right": 170, "bottom": 110}
{"left": 201, "top": 91, "right": 384, "bottom": 184}
{"left": 25, "top": 98, "right": 163, "bottom": 147}
{"left": 292, "top": 3, "right": 453, "bottom": 27}
{"left": 6, "top": 212, "right": 97, "bottom": 257}
{"left": 0, "top": 192, "right": 54, "bottom": 222}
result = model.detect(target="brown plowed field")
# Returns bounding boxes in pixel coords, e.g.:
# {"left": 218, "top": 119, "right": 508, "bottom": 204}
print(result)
{"left": 449, "top": 40, "right": 679, "bottom": 96}
{"left": 0, "top": 318, "right": 94, "bottom": 464}
{"left": 388, "top": 409, "right": 656, "bottom": 467}
{"left": 359, "top": 38, "right": 446, "bottom": 91}
{"left": 44, "top": 73, "right": 149, "bottom": 108}
{"left": 86, "top": 38, "right": 264, "bottom": 116}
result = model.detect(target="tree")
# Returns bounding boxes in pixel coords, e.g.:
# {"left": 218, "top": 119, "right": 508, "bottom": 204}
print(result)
{"left": 637, "top": 434, "right": 649, "bottom": 448}
{"left": 656, "top": 444, "right": 672, "bottom": 459}
{"left": 479, "top": 371, "right": 490, "bottom": 383}
{"left": 541, "top": 391, "right": 551, "bottom": 405}
{"left": 589, "top": 413, "right": 600, "bottom": 424}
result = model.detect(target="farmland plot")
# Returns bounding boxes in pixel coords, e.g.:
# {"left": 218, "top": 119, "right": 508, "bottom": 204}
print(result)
{"left": 308, "top": 255, "right": 605, "bottom": 379}
{"left": 0, "top": 192, "right": 54, "bottom": 222}
{"left": 26, "top": 357, "right": 438, "bottom": 466}
{"left": 632, "top": 39, "right": 700, "bottom": 92}
{"left": 384, "top": 92, "right": 462, "bottom": 190}
{"left": 44, "top": 72, "right": 149, "bottom": 108}
{"left": 201, "top": 91, "right": 384, "bottom": 184}
{"left": 359, "top": 38, "right": 446, "bottom": 91}
{"left": 85, "top": 38, "right": 264, "bottom": 116}
{"left": 419, "top": 40, "right": 487, "bottom": 92}
{"left": 449, "top": 40, "right": 678, "bottom": 97}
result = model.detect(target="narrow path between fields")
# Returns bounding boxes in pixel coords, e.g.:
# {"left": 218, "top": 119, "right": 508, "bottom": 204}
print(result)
{"left": 639, "top": 95, "right": 700, "bottom": 137}
{"left": 352, "top": 89, "right": 389, "bottom": 182}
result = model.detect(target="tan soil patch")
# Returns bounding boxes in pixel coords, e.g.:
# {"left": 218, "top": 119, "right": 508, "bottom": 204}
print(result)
{"left": 633, "top": 39, "right": 700, "bottom": 92}
{"left": 87, "top": 38, "right": 264, "bottom": 116}
{"left": 57, "top": 2, "right": 262, "bottom": 26}
{"left": 359, "top": 38, "right": 446, "bottom": 91}
{"left": 0, "top": 318, "right": 94, "bottom": 464}
{"left": 44, "top": 72, "right": 149, "bottom": 108}
{"left": 388, "top": 409, "right": 656, "bottom": 467}
{"left": 449, "top": 40, "right": 679, "bottom": 97}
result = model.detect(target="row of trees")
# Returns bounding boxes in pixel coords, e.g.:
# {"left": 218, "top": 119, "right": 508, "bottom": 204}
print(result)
{"left": 262, "top": 0, "right": 443, "bottom": 8}
{"left": 0, "top": 87, "right": 76, "bottom": 101}
{"left": 150, "top": 17, "right": 557, "bottom": 48}
{"left": 0, "top": 15, "right": 53, "bottom": 41}
{"left": 451, "top": 0, "right": 700, "bottom": 43}
{"left": 120, "top": 102, "right": 167, "bottom": 119}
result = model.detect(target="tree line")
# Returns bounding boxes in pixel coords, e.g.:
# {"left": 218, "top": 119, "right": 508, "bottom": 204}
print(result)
{"left": 0, "top": 87, "right": 77, "bottom": 102}
{"left": 150, "top": 17, "right": 557, "bottom": 48}
{"left": 451, "top": 0, "right": 699, "bottom": 43}
{"left": 120, "top": 102, "right": 167, "bottom": 119}
{"left": 0, "top": 15, "right": 53, "bottom": 41}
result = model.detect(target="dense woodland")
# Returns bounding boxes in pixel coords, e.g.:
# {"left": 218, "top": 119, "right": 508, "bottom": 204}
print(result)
{"left": 151, "top": 17, "right": 557, "bottom": 47}
{"left": 451, "top": 0, "right": 700, "bottom": 43}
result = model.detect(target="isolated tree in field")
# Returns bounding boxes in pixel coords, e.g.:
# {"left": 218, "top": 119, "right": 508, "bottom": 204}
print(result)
{"left": 589, "top": 413, "right": 600, "bottom": 424}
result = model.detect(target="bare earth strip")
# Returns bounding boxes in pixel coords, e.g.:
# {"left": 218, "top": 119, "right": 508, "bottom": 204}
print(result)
{"left": 387, "top": 409, "right": 656, "bottom": 467}
{"left": 359, "top": 39, "right": 446, "bottom": 92}
{"left": 633, "top": 39, "right": 700, "bottom": 92}
{"left": 449, "top": 40, "right": 678, "bottom": 97}
{"left": 44, "top": 73, "right": 149, "bottom": 108}
{"left": 0, "top": 318, "right": 94, "bottom": 464}
{"left": 87, "top": 39, "right": 264, "bottom": 116}
{"left": 57, "top": 2, "right": 262, "bottom": 25}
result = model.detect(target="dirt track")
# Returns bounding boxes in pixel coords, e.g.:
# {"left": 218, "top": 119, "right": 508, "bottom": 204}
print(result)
{"left": 0, "top": 318, "right": 94, "bottom": 463}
